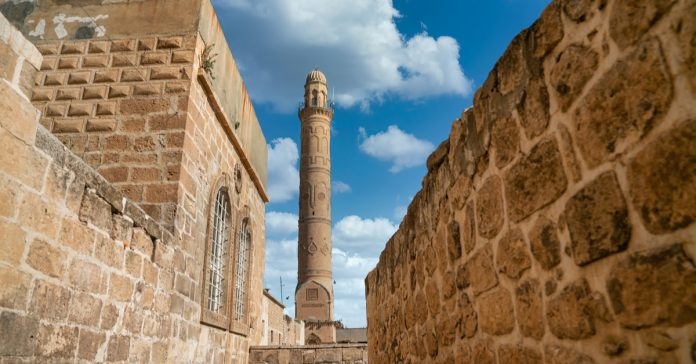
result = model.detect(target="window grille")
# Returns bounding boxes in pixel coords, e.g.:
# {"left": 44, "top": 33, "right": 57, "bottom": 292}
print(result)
{"left": 234, "top": 218, "right": 250, "bottom": 320}
{"left": 207, "top": 189, "right": 230, "bottom": 312}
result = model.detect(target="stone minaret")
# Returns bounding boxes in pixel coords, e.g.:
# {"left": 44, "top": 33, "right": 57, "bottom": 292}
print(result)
{"left": 295, "top": 69, "right": 336, "bottom": 344}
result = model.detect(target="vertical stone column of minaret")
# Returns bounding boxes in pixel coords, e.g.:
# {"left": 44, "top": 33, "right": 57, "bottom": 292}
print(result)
{"left": 295, "top": 69, "right": 336, "bottom": 344}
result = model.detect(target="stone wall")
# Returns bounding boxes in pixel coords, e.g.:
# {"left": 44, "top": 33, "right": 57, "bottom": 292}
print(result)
{"left": 0, "top": 4, "right": 268, "bottom": 363}
{"left": 365, "top": 0, "right": 696, "bottom": 362}
{"left": 249, "top": 344, "right": 368, "bottom": 364}
{"left": 260, "top": 290, "right": 305, "bottom": 346}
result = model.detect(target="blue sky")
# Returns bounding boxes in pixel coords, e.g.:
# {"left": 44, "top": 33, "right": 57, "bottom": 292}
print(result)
{"left": 212, "top": 0, "right": 551, "bottom": 328}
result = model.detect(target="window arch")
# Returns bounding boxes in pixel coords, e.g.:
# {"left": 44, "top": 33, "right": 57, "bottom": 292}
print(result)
{"left": 230, "top": 206, "right": 253, "bottom": 335}
{"left": 201, "top": 174, "right": 233, "bottom": 329}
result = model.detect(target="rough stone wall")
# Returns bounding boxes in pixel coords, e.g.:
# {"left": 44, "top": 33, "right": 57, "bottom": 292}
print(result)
{"left": 0, "top": 7, "right": 268, "bottom": 364}
{"left": 249, "top": 344, "right": 368, "bottom": 364}
{"left": 365, "top": 0, "right": 696, "bottom": 363}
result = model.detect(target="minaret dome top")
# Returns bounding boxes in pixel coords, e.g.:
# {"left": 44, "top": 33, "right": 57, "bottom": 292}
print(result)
{"left": 305, "top": 69, "right": 327, "bottom": 85}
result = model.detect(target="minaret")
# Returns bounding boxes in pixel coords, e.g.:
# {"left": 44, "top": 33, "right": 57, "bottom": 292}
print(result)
{"left": 295, "top": 69, "right": 336, "bottom": 344}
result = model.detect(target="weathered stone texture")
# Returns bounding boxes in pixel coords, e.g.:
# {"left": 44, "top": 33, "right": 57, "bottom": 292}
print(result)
{"left": 627, "top": 119, "right": 696, "bottom": 234}
{"left": 504, "top": 138, "right": 567, "bottom": 222}
{"left": 566, "top": 171, "right": 630, "bottom": 265}
{"left": 366, "top": 0, "right": 696, "bottom": 361}
{"left": 607, "top": 244, "right": 696, "bottom": 328}
{"left": 573, "top": 38, "right": 673, "bottom": 168}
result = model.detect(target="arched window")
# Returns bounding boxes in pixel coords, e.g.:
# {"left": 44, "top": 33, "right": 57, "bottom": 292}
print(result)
{"left": 234, "top": 218, "right": 250, "bottom": 321}
{"left": 311, "top": 90, "right": 318, "bottom": 106}
{"left": 201, "top": 183, "right": 233, "bottom": 329}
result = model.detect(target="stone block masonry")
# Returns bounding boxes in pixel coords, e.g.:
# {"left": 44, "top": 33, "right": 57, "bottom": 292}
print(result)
{"left": 0, "top": 1, "right": 271, "bottom": 362}
{"left": 366, "top": 0, "right": 696, "bottom": 362}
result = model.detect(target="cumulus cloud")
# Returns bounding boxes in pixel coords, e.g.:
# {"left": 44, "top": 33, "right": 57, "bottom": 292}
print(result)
{"left": 266, "top": 211, "right": 298, "bottom": 237}
{"left": 267, "top": 138, "right": 299, "bottom": 203}
{"left": 332, "top": 180, "right": 351, "bottom": 194}
{"left": 213, "top": 0, "right": 473, "bottom": 112}
{"left": 358, "top": 125, "right": 435, "bottom": 172}
{"left": 333, "top": 215, "right": 398, "bottom": 256}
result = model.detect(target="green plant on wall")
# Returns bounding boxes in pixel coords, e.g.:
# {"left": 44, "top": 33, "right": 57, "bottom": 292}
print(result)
{"left": 201, "top": 43, "right": 218, "bottom": 79}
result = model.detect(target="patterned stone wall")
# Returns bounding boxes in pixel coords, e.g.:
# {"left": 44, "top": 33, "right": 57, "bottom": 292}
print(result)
{"left": 365, "top": 0, "right": 696, "bottom": 362}
{"left": 29, "top": 34, "right": 196, "bottom": 230}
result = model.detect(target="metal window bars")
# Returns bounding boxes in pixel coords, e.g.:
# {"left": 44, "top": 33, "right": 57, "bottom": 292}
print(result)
{"left": 207, "top": 189, "right": 229, "bottom": 312}
{"left": 234, "top": 219, "right": 250, "bottom": 321}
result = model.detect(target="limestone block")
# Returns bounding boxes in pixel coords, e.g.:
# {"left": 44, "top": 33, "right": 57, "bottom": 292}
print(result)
{"left": 171, "top": 50, "right": 195, "bottom": 64}
{"left": 491, "top": 115, "right": 519, "bottom": 168}
{"left": 545, "top": 344, "right": 596, "bottom": 364}
{"left": 528, "top": 215, "right": 561, "bottom": 270}
{"left": 108, "top": 85, "right": 130, "bottom": 98}
{"left": 504, "top": 138, "right": 567, "bottom": 222}
{"left": 59, "top": 219, "right": 95, "bottom": 256}
{"left": 0, "top": 219, "right": 25, "bottom": 265}
{"left": 111, "top": 54, "right": 137, "bottom": 67}
{"left": 100, "top": 303, "right": 119, "bottom": 330}
{"left": 61, "top": 42, "right": 86, "bottom": 54}
{"left": 627, "top": 119, "right": 696, "bottom": 234}
{"left": 31, "top": 88, "right": 53, "bottom": 101}
{"left": 107, "top": 335, "right": 131, "bottom": 361}
{"left": 121, "top": 68, "right": 146, "bottom": 82}
{"left": 496, "top": 228, "right": 531, "bottom": 279}
{"left": 98, "top": 166, "right": 128, "bottom": 183}
{"left": 150, "top": 66, "right": 181, "bottom": 80}
{"left": 157, "top": 36, "right": 183, "bottom": 49}
{"left": 138, "top": 38, "right": 156, "bottom": 51}
{"left": 0, "top": 265, "right": 31, "bottom": 309}
{"left": 88, "top": 41, "right": 109, "bottom": 54}
{"left": 40, "top": 57, "right": 57, "bottom": 71}
{"left": 45, "top": 104, "right": 65, "bottom": 117}
{"left": 82, "top": 54, "right": 109, "bottom": 68}
{"left": 67, "top": 258, "right": 103, "bottom": 293}
{"left": 515, "top": 279, "right": 544, "bottom": 339}
{"left": 77, "top": 329, "right": 106, "bottom": 361}
{"left": 456, "top": 291, "right": 477, "bottom": 339}
{"left": 477, "top": 287, "right": 515, "bottom": 335}
{"left": 517, "top": 78, "right": 550, "bottom": 139}
{"left": 141, "top": 52, "right": 169, "bottom": 65}
{"left": 547, "top": 279, "right": 596, "bottom": 339}
{"left": 460, "top": 243, "right": 498, "bottom": 295}
{"left": 550, "top": 44, "right": 599, "bottom": 111}
{"left": 57, "top": 57, "right": 79, "bottom": 69}
{"left": 475, "top": 175, "right": 504, "bottom": 239}
{"left": 133, "top": 83, "right": 163, "bottom": 96}
{"left": 68, "top": 103, "right": 92, "bottom": 117}
{"left": 529, "top": 2, "right": 563, "bottom": 58}
{"left": 43, "top": 72, "right": 66, "bottom": 86}
{"left": 79, "top": 189, "right": 113, "bottom": 232}
{"left": 93, "top": 69, "right": 118, "bottom": 83}
{"left": 82, "top": 85, "right": 107, "bottom": 100}
{"left": 36, "top": 43, "right": 60, "bottom": 56}
{"left": 573, "top": 38, "right": 672, "bottom": 168}
{"left": 110, "top": 39, "right": 136, "bottom": 52}
{"left": 95, "top": 102, "right": 116, "bottom": 116}
{"left": 565, "top": 171, "right": 630, "bottom": 266}
{"left": 165, "top": 80, "right": 189, "bottom": 94}
{"left": 609, "top": 0, "right": 676, "bottom": 49}
{"left": 55, "top": 87, "right": 80, "bottom": 100}
{"left": 471, "top": 340, "right": 496, "bottom": 364}
{"left": 109, "top": 273, "right": 134, "bottom": 302}
{"left": 52, "top": 119, "right": 84, "bottom": 133}
{"left": 607, "top": 243, "right": 696, "bottom": 329}
{"left": 30, "top": 280, "right": 71, "bottom": 321}
{"left": 68, "top": 292, "right": 102, "bottom": 326}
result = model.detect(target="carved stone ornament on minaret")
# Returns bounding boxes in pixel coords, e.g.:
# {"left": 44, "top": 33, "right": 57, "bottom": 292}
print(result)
{"left": 295, "top": 69, "right": 337, "bottom": 344}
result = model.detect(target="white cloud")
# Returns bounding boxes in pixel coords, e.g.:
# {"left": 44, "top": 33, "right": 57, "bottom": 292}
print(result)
{"left": 213, "top": 0, "right": 473, "bottom": 112}
{"left": 358, "top": 125, "right": 435, "bottom": 172}
{"left": 266, "top": 211, "right": 298, "bottom": 237}
{"left": 332, "top": 180, "right": 351, "bottom": 194}
{"left": 267, "top": 138, "right": 299, "bottom": 203}
{"left": 332, "top": 215, "right": 398, "bottom": 256}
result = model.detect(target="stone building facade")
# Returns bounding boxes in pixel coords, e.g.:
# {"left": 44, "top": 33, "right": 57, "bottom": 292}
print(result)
{"left": 259, "top": 289, "right": 304, "bottom": 346}
{"left": 366, "top": 0, "right": 696, "bottom": 362}
{"left": 0, "top": 0, "right": 271, "bottom": 362}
